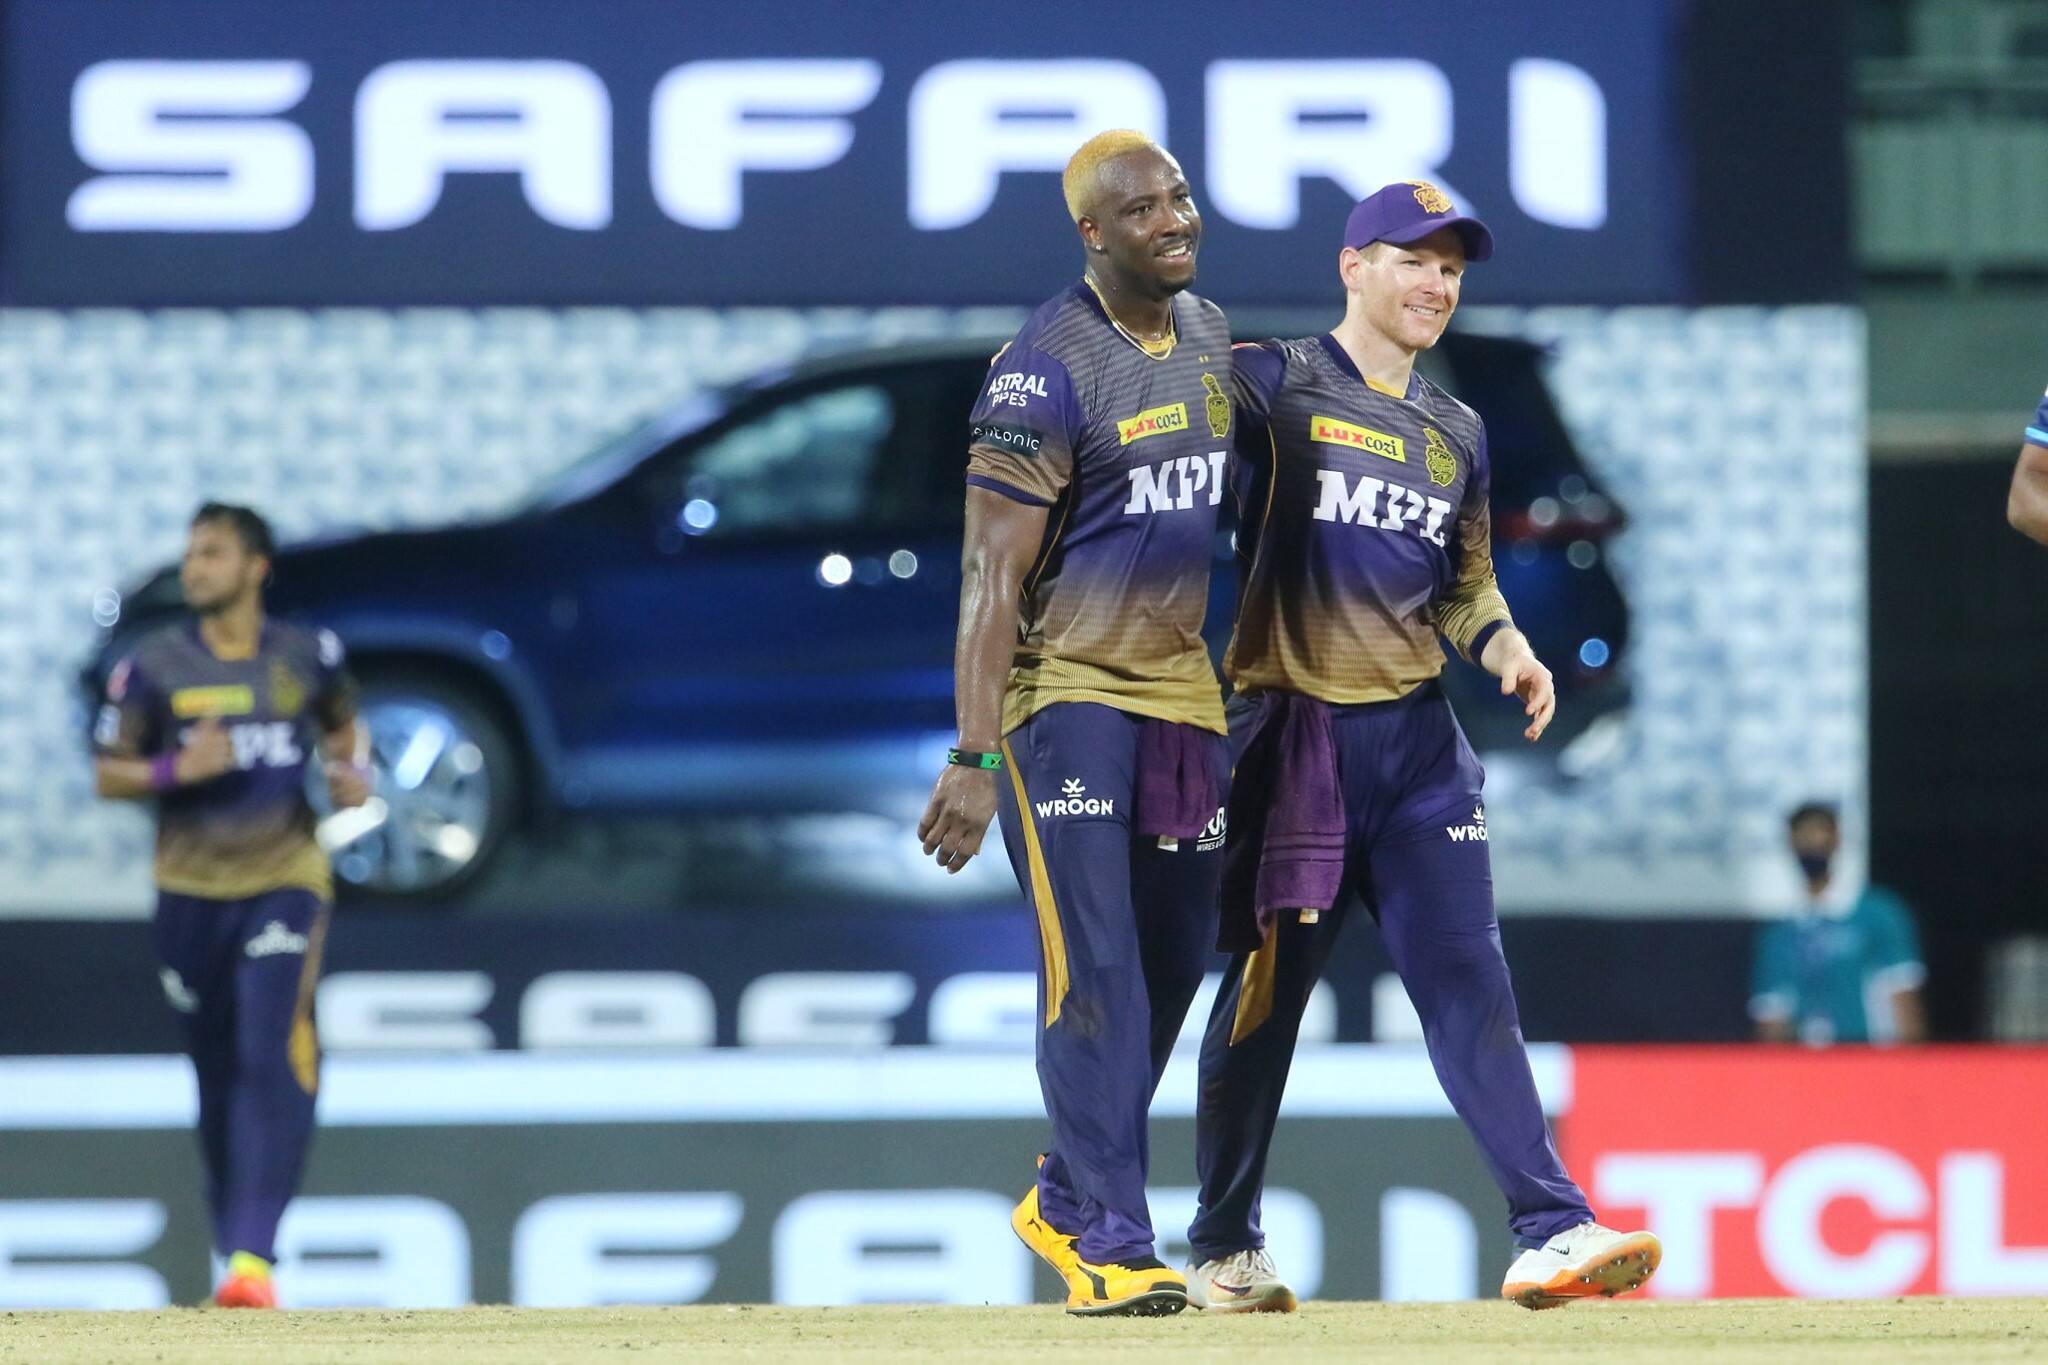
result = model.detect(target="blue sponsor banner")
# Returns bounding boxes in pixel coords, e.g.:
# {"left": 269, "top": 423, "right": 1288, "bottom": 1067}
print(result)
{"left": 0, "top": 0, "right": 1832, "bottom": 306}
{"left": 0, "top": 911, "right": 1753, "bottom": 1055}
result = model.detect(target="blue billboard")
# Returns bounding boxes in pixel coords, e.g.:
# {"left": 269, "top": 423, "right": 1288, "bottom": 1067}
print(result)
{"left": 0, "top": 0, "right": 1846, "bottom": 306}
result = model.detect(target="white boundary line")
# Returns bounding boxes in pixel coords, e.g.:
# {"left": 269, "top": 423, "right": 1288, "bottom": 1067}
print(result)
{"left": 0, "top": 1044, "right": 1571, "bottom": 1129}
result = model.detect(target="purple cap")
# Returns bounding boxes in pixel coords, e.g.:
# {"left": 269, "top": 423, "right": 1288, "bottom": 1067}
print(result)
{"left": 1342, "top": 181, "right": 1494, "bottom": 262}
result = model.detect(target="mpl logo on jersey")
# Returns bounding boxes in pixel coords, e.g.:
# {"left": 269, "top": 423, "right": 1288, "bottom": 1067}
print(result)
{"left": 226, "top": 721, "right": 306, "bottom": 770}
{"left": 1124, "top": 451, "right": 1225, "bottom": 515}
{"left": 1311, "top": 469, "right": 1454, "bottom": 547}
{"left": 1560, "top": 1048, "right": 2048, "bottom": 1299}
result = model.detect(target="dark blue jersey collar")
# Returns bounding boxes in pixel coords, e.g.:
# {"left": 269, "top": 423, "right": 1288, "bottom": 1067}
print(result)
{"left": 1318, "top": 333, "right": 1420, "bottom": 402}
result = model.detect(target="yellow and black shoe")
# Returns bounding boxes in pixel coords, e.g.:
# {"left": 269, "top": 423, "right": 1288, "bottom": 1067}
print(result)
{"left": 1065, "top": 1254, "right": 1189, "bottom": 1317}
{"left": 1012, "top": 1177, "right": 1083, "bottom": 1284}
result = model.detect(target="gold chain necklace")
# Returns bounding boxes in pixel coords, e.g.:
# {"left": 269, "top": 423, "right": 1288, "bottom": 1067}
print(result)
{"left": 1084, "top": 275, "right": 1176, "bottom": 358}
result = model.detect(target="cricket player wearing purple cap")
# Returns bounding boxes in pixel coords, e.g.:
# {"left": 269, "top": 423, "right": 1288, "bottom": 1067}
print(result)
{"left": 1179, "top": 182, "right": 1660, "bottom": 1312}
{"left": 917, "top": 130, "right": 1233, "bottom": 1316}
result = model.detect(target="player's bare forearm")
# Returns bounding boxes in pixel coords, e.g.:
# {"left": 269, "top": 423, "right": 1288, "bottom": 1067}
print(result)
{"left": 952, "top": 488, "right": 1046, "bottom": 747}
{"left": 1477, "top": 623, "right": 1529, "bottom": 677}
{"left": 94, "top": 755, "right": 157, "bottom": 801}
{"left": 1480, "top": 626, "right": 1556, "bottom": 742}
{"left": 2008, "top": 442, "right": 2048, "bottom": 546}
{"left": 95, "top": 716, "right": 236, "bottom": 800}
{"left": 321, "top": 717, "right": 372, "bottom": 809}
{"left": 919, "top": 486, "right": 1048, "bottom": 871}
{"left": 321, "top": 717, "right": 364, "bottom": 764}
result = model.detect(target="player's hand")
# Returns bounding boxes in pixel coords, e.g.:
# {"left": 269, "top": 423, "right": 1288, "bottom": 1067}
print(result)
{"left": 174, "top": 717, "right": 237, "bottom": 784}
{"left": 327, "top": 762, "right": 371, "bottom": 810}
{"left": 1497, "top": 648, "right": 1556, "bottom": 743}
{"left": 918, "top": 765, "right": 999, "bottom": 873}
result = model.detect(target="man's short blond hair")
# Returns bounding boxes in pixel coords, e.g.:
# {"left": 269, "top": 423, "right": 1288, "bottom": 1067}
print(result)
{"left": 1062, "top": 129, "right": 1160, "bottom": 222}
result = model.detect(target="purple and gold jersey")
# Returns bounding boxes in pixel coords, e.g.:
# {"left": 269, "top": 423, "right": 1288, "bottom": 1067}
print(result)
{"left": 965, "top": 282, "right": 1232, "bottom": 735}
{"left": 95, "top": 619, "right": 357, "bottom": 901}
{"left": 1225, "top": 335, "right": 1513, "bottom": 703}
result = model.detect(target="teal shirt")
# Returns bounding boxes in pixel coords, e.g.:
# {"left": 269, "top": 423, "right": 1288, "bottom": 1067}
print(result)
{"left": 1750, "top": 886, "right": 1924, "bottom": 1044}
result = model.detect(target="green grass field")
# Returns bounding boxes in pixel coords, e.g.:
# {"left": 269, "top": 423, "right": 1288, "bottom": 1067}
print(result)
{"left": 3, "top": 1300, "right": 2041, "bottom": 1364}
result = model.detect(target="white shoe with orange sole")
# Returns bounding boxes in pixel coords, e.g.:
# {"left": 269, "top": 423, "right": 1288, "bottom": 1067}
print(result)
{"left": 1501, "top": 1222, "right": 1660, "bottom": 1310}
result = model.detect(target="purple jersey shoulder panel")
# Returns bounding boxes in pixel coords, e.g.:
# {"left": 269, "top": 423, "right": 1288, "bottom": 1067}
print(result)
{"left": 965, "top": 330, "right": 1084, "bottom": 506}
{"left": 94, "top": 649, "right": 167, "bottom": 757}
{"left": 1229, "top": 340, "right": 1288, "bottom": 419}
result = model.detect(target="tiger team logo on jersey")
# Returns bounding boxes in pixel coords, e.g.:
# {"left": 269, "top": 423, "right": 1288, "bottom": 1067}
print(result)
{"left": 1423, "top": 426, "right": 1458, "bottom": 487}
{"left": 1408, "top": 180, "right": 1453, "bottom": 214}
{"left": 1118, "top": 402, "right": 1189, "bottom": 445}
{"left": 1310, "top": 415, "right": 1406, "bottom": 463}
{"left": 1202, "top": 372, "right": 1230, "bottom": 439}
{"left": 269, "top": 661, "right": 305, "bottom": 717}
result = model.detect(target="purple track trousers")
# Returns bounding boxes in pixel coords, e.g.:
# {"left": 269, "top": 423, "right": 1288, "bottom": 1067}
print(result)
{"left": 993, "top": 701, "right": 1228, "bottom": 1264}
{"left": 1188, "top": 685, "right": 1592, "bottom": 1259}
{"left": 154, "top": 886, "right": 328, "bottom": 1264}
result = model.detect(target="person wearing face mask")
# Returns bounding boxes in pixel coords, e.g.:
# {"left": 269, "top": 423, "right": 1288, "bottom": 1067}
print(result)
{"left": 1750, "top": 802, "right": 1927, "bottom": 1045}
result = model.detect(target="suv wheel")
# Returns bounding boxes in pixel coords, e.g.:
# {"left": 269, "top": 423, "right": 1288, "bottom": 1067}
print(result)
{"left": 324, "top": 672, "right": 518, "bottom": 899}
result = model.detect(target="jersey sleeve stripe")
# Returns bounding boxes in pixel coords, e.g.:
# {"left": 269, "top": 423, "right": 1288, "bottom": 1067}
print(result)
{"left": 965, "top": 473, "right": 1054, "bottom": 507}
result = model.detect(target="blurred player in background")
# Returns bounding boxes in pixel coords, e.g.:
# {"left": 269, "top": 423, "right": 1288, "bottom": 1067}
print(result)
{"left": 1181, "top": 183, "right": 1659, "bottom": 1313}
{"left": 917, "top": 131, "right": 1232, "bottom": 1315}
{"left": 2007, "top": 387, "right": 2048, "bottom": 545}
{"left": 1751, "top": 802, "right": 1926, "bottom": 1045}
{"left": 92, "top": 502, "right": 367, "bottom": 1309}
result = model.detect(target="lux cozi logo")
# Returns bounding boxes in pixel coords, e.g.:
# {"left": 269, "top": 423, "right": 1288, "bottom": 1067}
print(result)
{"left": 1309, "top": 415, "right": 1406, "bottom": 463}
{"left": 1117, "top": 402, "right": 1189, "bottom": 445}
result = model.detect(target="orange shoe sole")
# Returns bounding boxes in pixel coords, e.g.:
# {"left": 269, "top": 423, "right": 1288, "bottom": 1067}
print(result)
{"left": 1503, "top": 1232, "right": 1661, "bottom": 1310}
{"left": 212, "top": 1274, "right": 277, "bottom": 1309}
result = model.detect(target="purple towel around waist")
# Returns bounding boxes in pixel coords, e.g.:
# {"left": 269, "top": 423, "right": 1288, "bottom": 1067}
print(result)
{"left": 1133, "top": 717, "right": 1225, "bottom": 841}
{"left": 1217, "top": 691, "right": 1345, "bottom": 953}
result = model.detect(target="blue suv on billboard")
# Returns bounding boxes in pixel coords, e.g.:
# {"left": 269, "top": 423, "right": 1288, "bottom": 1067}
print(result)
{"left": 83, "top": 335, "right": 1628, "bottom": 899}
